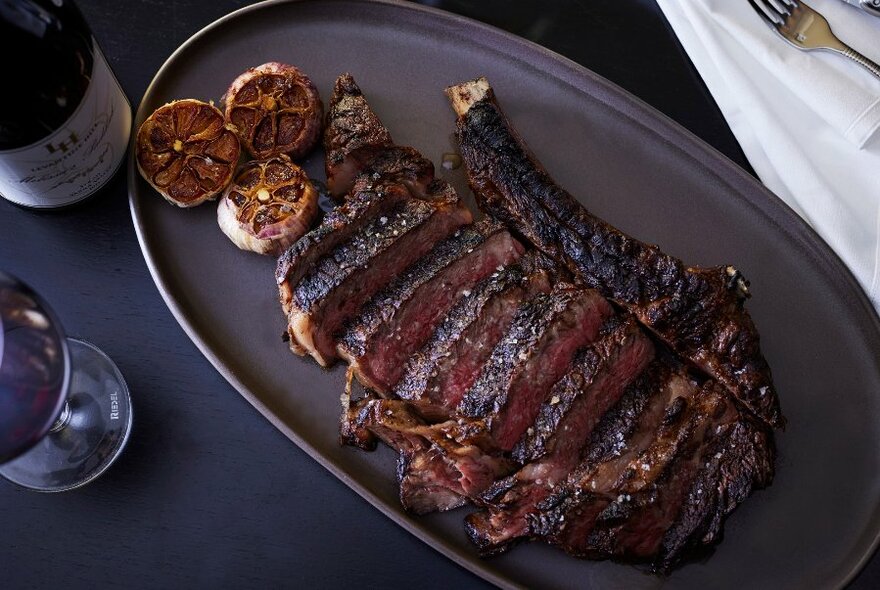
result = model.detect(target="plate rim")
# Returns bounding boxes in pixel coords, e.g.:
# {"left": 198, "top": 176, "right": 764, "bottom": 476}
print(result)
{"left": 127, "top": 1, "right": 880, "bottom": 588}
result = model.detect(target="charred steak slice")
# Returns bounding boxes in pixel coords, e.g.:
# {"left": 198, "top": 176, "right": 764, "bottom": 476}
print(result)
{"left": 458, "top": 286, "right": 614, "bottom": 450}
{"left": 532, "top": 361, "right": 701, "bottom": 558}
{"left": 277, "top": 179, "right": 411, "bottom": 318}
{"left": 339, "top": 218, "right": 524, "bottom": 393}
{"left": 512, "top": 317, "right": 654, "bottom": 465}
{"left": 534, "top": 361, "right": 773, "bottom": 572}
{"left": 583, "top": 380, "right": 753, "bottom": 569}
{"left": 394, "top": 254, "right": 552, "bottom": 408}
{"left": 344, "top": 396, "right": 514, "bottom": 514}
{"left": 584, "top": 383, "right": 729, "bottom": 563}
{"left": 359, "top": 146, "right": 435, "bottom": 199}
{"left": 447, "top": 77, "right": 783, "bottom": 429}
{"left": 287, "top": 186, "right": 471, "bottom": 366}
{"left": 465, "top": 317, "right": 655, "bottom": 555}
{"left": 324, "top": 72, "right": 391, "bottom": 196}
{"left": 324, "top": 73, "right": 433, "bottom": 198}
{"left": 655, "top": 409, "right": 773, "bottom": 572}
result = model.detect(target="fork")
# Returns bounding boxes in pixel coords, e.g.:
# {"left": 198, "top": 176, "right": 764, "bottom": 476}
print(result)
{"left": 749, "top": 0, "right": 880, "bottom": 79}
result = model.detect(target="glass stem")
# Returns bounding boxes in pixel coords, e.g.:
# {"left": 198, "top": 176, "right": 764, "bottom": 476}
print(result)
{"left": 49, "top": 401, "right": 72, "bottom": 433}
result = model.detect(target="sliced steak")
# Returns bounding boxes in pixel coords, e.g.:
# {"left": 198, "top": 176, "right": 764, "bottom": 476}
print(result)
{"left": 324, "top": 73, "right": 433, "bottom": 198}
{"left": 512, "top": 317, "right": 654, "bottom": 465}
{"left": 277, "top": 179, "right": 411, "bottom": 318}
{"left": 529, "top": 362, "right": 694, "bottom": 554}
{"left": 447, "top": 77, "right": 783, "bottom": 429}
{"left": 583, "top": 381, "right": 736, "bottom": 566}
{"left": 464, "top": 318, "right": 655, "bottom": 554}
{"left": 344, "top": 396, "right": 514, "bottom": 514}
{"left": 339, "top": 219, "right": 524, "bottom": 393}
{"left": 532, "top": 361, "right": 773, "bottom": 572}
{"left": 360, "top": 146, "right": 435, "bottom": 199}
{"left": 458, "top": 287, "right": 614, "bottom": 450}
{"left": 394, "top": 254, "right": 552, "bottom": 408}
{"left": 324, "top": 72, "right": 391, "bottom": 197}
{"left": 654, "top": 410, "right": 774, "bottom": 572}
{"left": 287, "top": 188, "right": 471, "bottom": 365}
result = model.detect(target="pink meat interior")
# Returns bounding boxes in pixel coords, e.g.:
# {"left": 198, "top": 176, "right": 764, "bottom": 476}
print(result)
{"left": 431, "top": 287, "right": 526, "bottom": 409}
{"left": 479, "top": 329, "right": 655, "bottom": 547}
{"left": 358, "top": 231, "right": 524, "bottom": 390}
{"left": 493, "top": 292, "right": 612, "bottom": 450}
{"left": 536, "top": 333, "right": 655, "bottom": 476}
{"left": 313, "top": 206, "right": 470, "bottom": 360}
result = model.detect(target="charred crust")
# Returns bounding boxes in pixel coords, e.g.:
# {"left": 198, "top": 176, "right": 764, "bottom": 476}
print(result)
{"left": 292, "top": 198, "right": 435, "bottom": 311}
{"left": 661, "top": 396, "right": 688, "bottom": 427}
{"left": 394, "top": 262, "right": 528, "bottom": 402}
{"left": 457, "top": 290, "right": 573, "bottom": 419}
{"left": 463, "top": 512, "right": 518, "bottom": 557}
{"left": 341, "top": 218, "right": 507, "bottom": 358}
{"left": 452, "top": 83, "right": 783, "bottom": 429}
{"left": 512, "top": 317, "right": 648, "bottom": 465}
{"left": 275, "top": 181, "right": 408, "bottom": 290}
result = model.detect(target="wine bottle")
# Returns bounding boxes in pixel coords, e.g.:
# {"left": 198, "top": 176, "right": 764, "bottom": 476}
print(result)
{"left": 0, "top": 0, "right": 131, "bottom": 208}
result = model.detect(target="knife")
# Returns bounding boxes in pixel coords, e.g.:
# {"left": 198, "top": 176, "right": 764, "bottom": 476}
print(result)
{"left": 842, "top": 0, "right": 880, "bottom": 17}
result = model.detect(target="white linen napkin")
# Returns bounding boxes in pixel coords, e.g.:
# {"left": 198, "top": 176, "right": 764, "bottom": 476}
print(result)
{"left": 655, "top": 0, "right": 880, "bottom": 308}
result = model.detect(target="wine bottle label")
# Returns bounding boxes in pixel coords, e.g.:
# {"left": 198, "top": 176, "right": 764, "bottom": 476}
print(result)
{"left": 0, "top": 40, "right": 131, "bottom": 208}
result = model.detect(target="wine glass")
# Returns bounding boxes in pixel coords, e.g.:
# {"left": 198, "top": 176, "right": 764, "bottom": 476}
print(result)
{"left": 0, "top": 271, "right": 132, "bottom": 491}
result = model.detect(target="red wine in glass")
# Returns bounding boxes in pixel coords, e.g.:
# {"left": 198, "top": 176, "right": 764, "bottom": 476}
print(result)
{"left": 0, "top": 272, "right": 132, "bottom": 491}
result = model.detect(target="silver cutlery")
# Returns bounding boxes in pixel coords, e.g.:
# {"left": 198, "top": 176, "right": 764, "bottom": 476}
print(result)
{"left": 749, "top": 0, "right": 880, "bottom": 79}
{"left": 842, "top": 0, "right": 880, "bottom": 18}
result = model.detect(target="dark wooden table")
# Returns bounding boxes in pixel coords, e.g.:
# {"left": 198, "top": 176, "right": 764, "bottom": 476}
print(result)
{"left": 1, "top": 0, "right": 876, "bottom": 587}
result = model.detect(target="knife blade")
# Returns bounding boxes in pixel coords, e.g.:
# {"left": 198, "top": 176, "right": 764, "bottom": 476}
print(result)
{"left": 842, "top": 0, "right": 880, "bottom": 17}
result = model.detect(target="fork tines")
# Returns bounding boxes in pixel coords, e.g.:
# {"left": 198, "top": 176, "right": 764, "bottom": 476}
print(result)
{"left": 749, "top": 0, "right": 795, "bottom": 27}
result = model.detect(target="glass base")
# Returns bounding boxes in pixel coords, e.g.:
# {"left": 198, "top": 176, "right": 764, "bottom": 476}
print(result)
{"left": 0, "top": 338, "right": 132, "bottom": 492}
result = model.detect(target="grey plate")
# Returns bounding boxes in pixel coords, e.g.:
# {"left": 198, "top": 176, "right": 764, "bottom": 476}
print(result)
{"left": 128, "top": 1, "right": 880, "bottom": 588}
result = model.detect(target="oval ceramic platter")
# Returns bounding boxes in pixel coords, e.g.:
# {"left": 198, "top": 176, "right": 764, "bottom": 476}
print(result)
{"left": 128, "top": 1, "right": 880, "bottom": 588}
